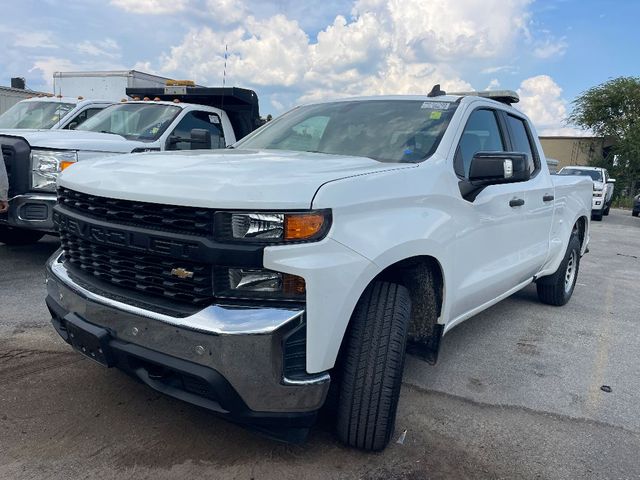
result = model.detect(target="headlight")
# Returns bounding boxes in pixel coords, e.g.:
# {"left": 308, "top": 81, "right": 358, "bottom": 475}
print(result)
{"left": 215, "top": 210, "right": 331, "bottom": 243}
{"left": 214, "top": 267, "right": 305, "bottom": 301}
{"left": 31, "top": 150, "right": 78, "bottom": 192}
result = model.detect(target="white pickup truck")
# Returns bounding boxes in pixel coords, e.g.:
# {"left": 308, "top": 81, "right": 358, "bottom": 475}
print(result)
{"left": 0, "top": 96, "right": 113, "bottom": 130}
{"left": 557, "top": 166, "right": 615, "bottom": 220}
{"left": 0, "top": 87, "right": 260, "bottom": 244}
{"left": 45, "top": 89, "right": 592, "bottom": 451}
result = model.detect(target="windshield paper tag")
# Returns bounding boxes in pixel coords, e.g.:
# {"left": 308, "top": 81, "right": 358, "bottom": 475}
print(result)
{"left": 421, "top": 101, "right": 450, "bottom": 110}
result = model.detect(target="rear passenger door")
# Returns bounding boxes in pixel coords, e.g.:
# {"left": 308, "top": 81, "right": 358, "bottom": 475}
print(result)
{"left": 449, "top": 108, "right": 531, "bottom": 321}
{"left": 504, "top": 113, "right": 554, "bottom": 277}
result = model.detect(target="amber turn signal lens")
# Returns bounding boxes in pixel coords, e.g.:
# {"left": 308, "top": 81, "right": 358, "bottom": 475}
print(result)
{"left": 284, "top": 213, "right": 326, "bottom": 240}
{"left": 60, "top": 161, "right": 75, "bottom": 171}
{"left": 282, "top": 273, "right": 306, "bottom": 296}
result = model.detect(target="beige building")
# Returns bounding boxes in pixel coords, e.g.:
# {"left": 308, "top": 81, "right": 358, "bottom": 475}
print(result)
{"left": 0, "top": 85, "right": 48, "bottom": 115}
{"left": 539, "top": 136, "right": 615, "bottom": 170}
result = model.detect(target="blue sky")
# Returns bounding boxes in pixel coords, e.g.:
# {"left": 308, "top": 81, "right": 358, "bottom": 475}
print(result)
{"left": 1, "top": 0, "right": 638, "bottom": 134}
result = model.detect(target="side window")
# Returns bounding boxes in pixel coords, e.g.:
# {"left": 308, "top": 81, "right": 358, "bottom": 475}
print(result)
{"left": 63, "top": 108, "right": 104, "bottom": 129}
{"left": 506, "top": 115, "right": 538, "bottom": 175}
{"left": 455, "top": 109, "right": 505, "bottom": 178}
{"left": 169, "top": 111, "right": 225, "bottom": 150}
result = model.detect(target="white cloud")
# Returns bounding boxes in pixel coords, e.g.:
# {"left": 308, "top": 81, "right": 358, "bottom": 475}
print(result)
{"left": 110, "top": 0, "right": 189, "bottom": 14}
{"left": 481, "top": 65, "right": 517, "bottom": 75}
{"left": 533, "top": 36, "right": 568, "bottom": 59}
{"left": 486, "top": 78, "right": 500, "bottom": 90}
{"left": 14, "top": 31, "right": 58, "bottom": 49}
{"left": 516, "top": 75, "right": 587, "bottom": 136}
{"left": 205, "top": 0, "right": 249, "bottom": 24}
{"left": 76, "top": 38, "right": 121, "bottom": 59}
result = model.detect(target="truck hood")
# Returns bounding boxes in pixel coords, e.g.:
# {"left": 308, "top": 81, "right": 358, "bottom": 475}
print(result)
{"left": 0, "top": 129, "right": 145, "bottom": 154}
{"left": 59, "top": 149, "right": 415, "bottom": 209}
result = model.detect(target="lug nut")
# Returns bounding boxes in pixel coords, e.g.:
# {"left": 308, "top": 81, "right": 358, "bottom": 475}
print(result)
{"left": 195, "top": 345, "right": 206, "bottom": 356}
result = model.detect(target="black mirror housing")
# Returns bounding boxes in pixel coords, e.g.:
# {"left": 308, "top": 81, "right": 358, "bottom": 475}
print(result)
{"left": 190, "top": 128, "right": 212, "bottom": 150}
{"left": 468, "top": 152, "right": 530, "bottom": 186}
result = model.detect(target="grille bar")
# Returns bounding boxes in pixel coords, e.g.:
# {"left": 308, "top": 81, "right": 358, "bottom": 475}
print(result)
{"left": 60, "top": 231, "right": 213, "bottom": 305}
{"left": 58, "top": 187, "right": 215, "bottom": 237}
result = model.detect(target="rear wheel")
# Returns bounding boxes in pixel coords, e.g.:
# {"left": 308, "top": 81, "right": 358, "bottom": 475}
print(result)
{"left": 536, "top": 234, "right": 581, "bottom": 306}
{"left": 0, "top": 225, "right": 45, "bottom": 246}
{"left": 336, "top": 281, "right": 411, "bottom": 451}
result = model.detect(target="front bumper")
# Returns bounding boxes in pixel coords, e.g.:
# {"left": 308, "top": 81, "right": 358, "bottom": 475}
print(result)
{"left": 1, "top": 193, "right": 56, "bottom": 232}
{"left": 591, "top": 196, "right": 605, "bottom": 212}
{"left": 45, "top": 252, "right": 330, "bottom": 439}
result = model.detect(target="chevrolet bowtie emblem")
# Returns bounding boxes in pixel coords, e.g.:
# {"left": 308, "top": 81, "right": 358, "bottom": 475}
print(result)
{"left": 171, "top": 267, "right": 194, "bottom": 279}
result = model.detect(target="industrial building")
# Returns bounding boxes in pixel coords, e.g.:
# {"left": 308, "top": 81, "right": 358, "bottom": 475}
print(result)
{"left": 0, "top": 77, "right": 48, "bottom": 115}
{"left": 539, "top": 136, "right": 615, "bottom": 170}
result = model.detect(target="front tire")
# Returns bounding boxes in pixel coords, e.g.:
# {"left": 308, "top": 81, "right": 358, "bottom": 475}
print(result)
{"left": 633, "top": 210, "right": 639, "bottom": 217}
{"left": 336, "top": 281, "right": 411, "bottom": 451}
{"left": 592, "top": 211, "right": 603, "bottom": 221}
{"left": 603, "top": 205, "right": 610, "bottom": 216}
{"left": 536, "top": 234, "right": 581, "bottom": 306}
{"left": 0, "top": 225, "right": 45, "bottom": 246}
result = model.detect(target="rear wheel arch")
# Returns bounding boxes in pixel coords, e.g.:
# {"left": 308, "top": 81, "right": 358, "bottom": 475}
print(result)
{"left": 574, "top": 215, "right": 588, "bottom": 251}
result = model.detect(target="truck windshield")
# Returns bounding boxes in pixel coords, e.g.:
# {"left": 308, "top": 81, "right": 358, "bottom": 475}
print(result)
{"left": 235, "top": 100, "right": 457, "bottom": 163}
{"left": 558, "top": 168, "right": 603, "bottom": 182}
{"left": 0, "top": 101, "right": 74, "bottom": 129}
{"left": 77, "top": 103, "right": 181, "bottom": 141}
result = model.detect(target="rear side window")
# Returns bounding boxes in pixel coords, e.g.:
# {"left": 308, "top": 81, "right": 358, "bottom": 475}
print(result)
{"left": 63, "top": 107, "right": 104, "bottom": 129}
{"left": 506, "top": 115, "right": 537, "bottom": 174}
{"left": 455, "top": 109, "right": 505, "bottom": 178}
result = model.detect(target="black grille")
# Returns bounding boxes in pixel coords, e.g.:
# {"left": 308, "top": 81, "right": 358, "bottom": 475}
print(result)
{"left": 58, "top": 187, "right": 215, "bottom": 237}
{"left": 60, "top": 230, "right": 213, "bottom": 305}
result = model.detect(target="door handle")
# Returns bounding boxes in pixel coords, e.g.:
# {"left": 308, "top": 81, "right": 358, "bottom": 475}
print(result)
{"left": 509, "top": 198, "right": 525, "bottom": 207}
{"left": 543, "top": 194, "right": 554, "bottom": 202}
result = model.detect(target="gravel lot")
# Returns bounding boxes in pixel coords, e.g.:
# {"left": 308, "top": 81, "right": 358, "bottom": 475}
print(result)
{"left": 1, "top": 209, "right": 639, "bottom": 479}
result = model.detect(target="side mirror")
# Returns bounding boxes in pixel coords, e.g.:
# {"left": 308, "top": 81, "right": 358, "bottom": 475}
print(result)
{"left": 67, "top": 122, "right": 78, "bottom": 130}
{"left": 468, "top": 152, "right": 530, "bottom": 186}
{"left": 189, "top": 128, "right": 211, "bottom": 150}
{"left": 607, "top": 178, "right": 616, "bottom": 183}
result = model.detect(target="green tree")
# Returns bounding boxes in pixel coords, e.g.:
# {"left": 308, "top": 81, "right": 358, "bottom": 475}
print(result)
{"left": 568, "top": 76, "right": 640, "bottom": 200}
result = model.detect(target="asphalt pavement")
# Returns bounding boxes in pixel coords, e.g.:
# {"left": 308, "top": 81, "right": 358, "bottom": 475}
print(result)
{"left": 0, "top": 209, "right": 638, "bottom": 479}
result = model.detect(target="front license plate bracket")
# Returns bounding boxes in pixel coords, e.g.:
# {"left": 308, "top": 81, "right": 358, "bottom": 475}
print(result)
{"left": 64, "top": 313, "right": 115, "bottom": 367}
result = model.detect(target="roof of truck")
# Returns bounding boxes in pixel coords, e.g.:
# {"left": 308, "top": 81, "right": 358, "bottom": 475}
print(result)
{"left": 18, "top": 96, "right": 112, "bottom": 106}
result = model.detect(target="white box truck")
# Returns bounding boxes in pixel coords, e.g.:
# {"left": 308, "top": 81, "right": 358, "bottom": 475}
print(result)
{"left": 52, "top": 70, "right": 174, "bottom": 102}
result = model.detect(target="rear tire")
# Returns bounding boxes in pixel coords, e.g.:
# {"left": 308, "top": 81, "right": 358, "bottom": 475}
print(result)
{"left": 336, "top": 281, "right": 411, "bottom": 451}
{"left": 536, "top": 234, "right": 581, "bottom": 306}
{"left": 0, "top": 225, "right": 45, "bottom": 246}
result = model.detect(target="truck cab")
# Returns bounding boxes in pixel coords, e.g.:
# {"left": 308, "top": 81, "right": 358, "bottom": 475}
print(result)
{"left": 0, "top": 96, "right": 113, "bottom": 130}
{"left": 0, "top": 87, "right": 260, "bottom": 245}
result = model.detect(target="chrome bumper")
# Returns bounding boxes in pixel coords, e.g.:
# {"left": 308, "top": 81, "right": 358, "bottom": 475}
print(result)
{"left": 45, "top": 251, "right": 330, "bottom": 414}
{"left": 2, "top": 193, "right": 56, "bottom": 232}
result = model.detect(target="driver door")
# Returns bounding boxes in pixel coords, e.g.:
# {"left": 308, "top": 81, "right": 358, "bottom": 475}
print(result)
{"left": 449, "top": 108, "right": 530, "bottom": 321}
